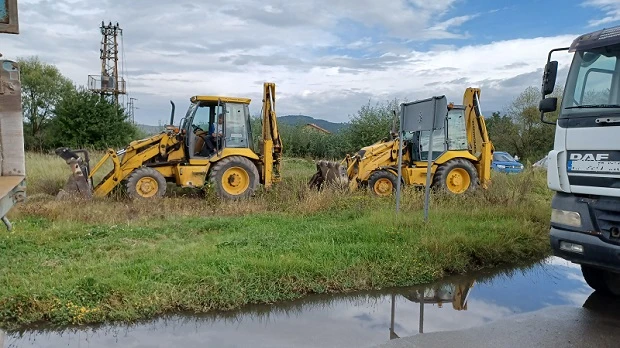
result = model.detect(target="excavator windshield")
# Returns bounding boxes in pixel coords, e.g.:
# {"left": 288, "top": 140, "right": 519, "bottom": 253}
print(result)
{"left": 184, "top": 99, "right": 253, "bottom": 158}
{"left": 415, "top": 106, "right": 468, "bottom": 161}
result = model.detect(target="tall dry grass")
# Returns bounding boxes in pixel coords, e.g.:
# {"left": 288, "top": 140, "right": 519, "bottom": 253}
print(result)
{"left": 15, "top": 150, "right": 552, "bottom": 227}
{"left": 25, "top": 150, "right": 112, "bottom": 198}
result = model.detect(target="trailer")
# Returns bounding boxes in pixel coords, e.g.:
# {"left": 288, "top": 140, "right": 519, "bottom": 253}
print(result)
{"left": 0, "top": 0, "right": 26, "bottom": 230}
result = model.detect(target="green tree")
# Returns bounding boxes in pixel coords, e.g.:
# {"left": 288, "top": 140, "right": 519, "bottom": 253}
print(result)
{"left": 342, "top": 98, "right": 400, "bottom": 153}
{"left": 486, "top": 111, "right": 519, "bottom": 155}
{"left": 17, "top": 56, "right": 75, "bottom": 150}
{"left": 503, "top": 85, "right": 563, "bottom": 162}
{"left": 49, "top": 88, "right": 138, "bottom": 149}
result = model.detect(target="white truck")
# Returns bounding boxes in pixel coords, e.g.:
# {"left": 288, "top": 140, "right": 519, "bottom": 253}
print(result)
{"left": 540, "top": 25, "right": 620, "bottom": 295}
{"left": 0, "top": 0, "right": 26, "bottom": 230}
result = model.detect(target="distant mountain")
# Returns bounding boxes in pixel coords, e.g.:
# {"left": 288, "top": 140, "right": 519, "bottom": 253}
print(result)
{"left": 136, "top": 115, "right": 346, "bottom": 136}
{"left": 278, "top": 115, "right": 346, "bottom": 133}
{"left": 136, "top": 110, "right": 495, "bottom": 137}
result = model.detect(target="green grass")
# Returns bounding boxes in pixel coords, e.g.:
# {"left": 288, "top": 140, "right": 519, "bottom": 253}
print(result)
{"left": 0, "top": 152, "right": 554, "bottom": 330}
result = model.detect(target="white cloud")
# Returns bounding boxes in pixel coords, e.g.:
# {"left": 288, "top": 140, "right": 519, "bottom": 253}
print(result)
{"left": 583, "top": 0, "right": 620, "bottom": 27}
{"left": 1, "top": 0, "right": 580, "bottom": 125}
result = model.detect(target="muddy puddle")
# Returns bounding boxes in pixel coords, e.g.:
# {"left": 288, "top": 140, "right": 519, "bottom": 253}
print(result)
{"left": 2, "top": 256, "right": 603, "bottom": 347}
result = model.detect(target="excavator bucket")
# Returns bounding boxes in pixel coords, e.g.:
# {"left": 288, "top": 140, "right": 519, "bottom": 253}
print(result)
{"left": 55, "top": 148, "right": 93, "bottom": 199}
{"left": 308, "top": 160, "right": 349, "bottom": 190}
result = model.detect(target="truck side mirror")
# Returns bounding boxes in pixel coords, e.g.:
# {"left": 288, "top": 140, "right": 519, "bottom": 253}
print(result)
{"left": 539, "top": 97, "right": 558, "bottom": 113}
{"left": 542, "top": 61, "right": 558, "bottom": 96}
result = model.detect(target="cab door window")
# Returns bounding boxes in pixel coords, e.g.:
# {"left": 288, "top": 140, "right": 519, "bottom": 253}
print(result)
{"left": 224, "top": 103, "right": 249, "bottom": 148}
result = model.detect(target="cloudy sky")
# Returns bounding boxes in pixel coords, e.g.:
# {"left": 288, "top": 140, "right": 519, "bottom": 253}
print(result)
{"left": 2, "top": 0, "right": 620, "bottom": 125}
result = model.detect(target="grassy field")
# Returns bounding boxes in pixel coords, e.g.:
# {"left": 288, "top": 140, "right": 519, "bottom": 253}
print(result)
{"left": 0, "top": 151, "right": 554, "bottom": 330}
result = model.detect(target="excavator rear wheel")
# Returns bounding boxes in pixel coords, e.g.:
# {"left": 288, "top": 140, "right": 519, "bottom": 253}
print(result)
{"left": 368, "top": 170, "right": 398, "bottom": 197}
{"left": 209, "top": 156, "right": 259, "bottom": 199}
{"left": 432, "top": 159, "right": 479, "bottom": 194}
{"left": 125, "top": 167, "right": 167, "bottom": 199}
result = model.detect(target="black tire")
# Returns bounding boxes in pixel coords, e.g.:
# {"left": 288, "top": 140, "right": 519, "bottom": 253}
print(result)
{"left": 368, "top": 170, "right": 398, "bottom": 197}
{"left": 125, "top": 167, "right": 167, "bottom": 199}
{"left": 432, "top": 158, "right": 479, "bottom": 194}
{"left": 581, "top": 265, "right": 620, "bottom": 296}
{"left": 209, "top": 156, "right": 259, "bottom": 199}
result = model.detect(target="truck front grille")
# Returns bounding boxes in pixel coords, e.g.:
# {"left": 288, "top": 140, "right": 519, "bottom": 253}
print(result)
{"left": 590, "top": 196, "right": 620, "bottom": 238}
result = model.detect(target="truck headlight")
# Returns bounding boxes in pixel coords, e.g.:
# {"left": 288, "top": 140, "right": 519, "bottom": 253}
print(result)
{"left": 559, "top": 241, "right": 584, "bottom": 254}
{"left": 497, "top": 164, "right": 506, "bottom": 169}
{"left": 551, "top": 209, "right": 582, "bottom": 228}
{"left": 520, "top": 164, "right": 524, "bottom": 169}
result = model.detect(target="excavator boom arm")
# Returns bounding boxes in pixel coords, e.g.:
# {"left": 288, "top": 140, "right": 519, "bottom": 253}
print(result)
{"left": 261, "top": 82, "right": 283, "bottom": 187}
{"left": 463, "top": 88, "right": 494, "bottom": 188}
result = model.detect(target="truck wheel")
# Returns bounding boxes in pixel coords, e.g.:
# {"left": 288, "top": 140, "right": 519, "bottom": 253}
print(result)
{"left": 368, "top": 170, "right": 398, "bottom": 197}
{"left": 209, "top": 156, "right": 259, "bottom": 199}
{"left": 581, "top": 265, "right": 620, "bottom": 296}
{"left": 125, "top": 167, "right": 167, "bottom": 199}
{"left": 432, "top": 159, "right": 479, "bottom": 194}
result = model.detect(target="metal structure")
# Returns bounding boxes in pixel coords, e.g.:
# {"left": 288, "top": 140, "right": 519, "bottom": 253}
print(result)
{"left": 396, "top": 95, "right": 447, "bottom": 218}
{"left": 88, "top": 21, "right": 126, "bottom": 105}
{"left": 128, "top": 97, "right": 137, "bottom": 124}
{"left": 0, "top": 0, "right": 18, "bottom": 34}
{"left": 0, "top": 0, "right": 26, "bottom": 231}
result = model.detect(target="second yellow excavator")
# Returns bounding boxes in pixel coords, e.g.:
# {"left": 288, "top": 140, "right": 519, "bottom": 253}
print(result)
{"left": 56, "top": 82, "right": 282, "bottom": 200}
{"left": 309, "top": 88, "right": 494, "bottom": 196}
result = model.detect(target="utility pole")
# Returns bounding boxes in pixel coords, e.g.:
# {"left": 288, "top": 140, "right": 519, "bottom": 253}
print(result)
{"left": 88, "top": 21, "right": 126, "bottom": 106}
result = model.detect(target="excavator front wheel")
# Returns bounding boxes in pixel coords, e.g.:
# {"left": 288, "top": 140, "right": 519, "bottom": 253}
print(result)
{"left": 446, "top": 168, "right": 471, "bottom": 193}
{"left": 126, "top": 167, "right": 167, "bottom": 199}
{"left": 222, "top": 167, "right": 250, "bottom": 195}
{"left": 210, "top": 156, "right": 259, "bottom": 199}
{"left": 368, "top": 170, "right": 398, "bottom": 197}
{"left": 432, "top": 159, "right": 479, "bottom": 194}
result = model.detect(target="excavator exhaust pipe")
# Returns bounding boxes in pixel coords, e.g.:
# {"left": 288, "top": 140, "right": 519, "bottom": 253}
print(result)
{"left": 55, "top": 147, "right": 93, "bottom": 200}
{"left": 308, "top": 160, "right": 349, "bottom": 190}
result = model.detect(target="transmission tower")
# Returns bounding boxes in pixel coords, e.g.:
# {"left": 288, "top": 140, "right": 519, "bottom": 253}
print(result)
{"left": 88, "top": 21, "right": 126, "bottom": 105}
{"left": 128, "top": 97, "right": 138, "bottom": 124}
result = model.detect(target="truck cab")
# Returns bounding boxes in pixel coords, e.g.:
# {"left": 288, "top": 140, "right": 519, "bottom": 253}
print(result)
{"left": 540, "top": 25, "right": 620, "bottom": 295}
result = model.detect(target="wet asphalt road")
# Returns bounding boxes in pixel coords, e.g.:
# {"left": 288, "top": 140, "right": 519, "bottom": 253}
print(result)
{"left": 377, "top": 294, "right": 620, "bottom": 348}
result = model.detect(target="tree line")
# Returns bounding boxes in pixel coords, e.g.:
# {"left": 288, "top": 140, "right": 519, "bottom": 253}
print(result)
{"left": 18, "top": 56, "right": 139, "bottom": 151}
{"left": 256, "top": 86, "right": 561, "bottom": 164}
{"left": 18, "top": 56, "right": 560, "bottom": 164}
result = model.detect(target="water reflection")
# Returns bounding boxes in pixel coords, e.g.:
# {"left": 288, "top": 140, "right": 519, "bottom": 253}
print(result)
{"left": 2, "top": 257, "right": 609, "bottom": 348}
{"left": 389, "top": 278, "right": 474, "bottom": 338}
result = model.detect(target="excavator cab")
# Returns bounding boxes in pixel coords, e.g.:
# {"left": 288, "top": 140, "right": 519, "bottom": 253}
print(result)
{"left": 182, "top": 97, "right": 253, "bottom": 158}
{"left": 406, "top": 105, "right": 469, "bottom": 163}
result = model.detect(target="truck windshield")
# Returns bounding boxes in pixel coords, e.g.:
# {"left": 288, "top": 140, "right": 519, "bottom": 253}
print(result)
{"left": 561, "top": 45, "right": 620, "bottom": 116}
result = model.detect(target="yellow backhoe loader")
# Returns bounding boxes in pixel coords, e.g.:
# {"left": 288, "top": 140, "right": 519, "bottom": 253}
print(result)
{"left": 56, "top": 82, "right": 282, "bottom": 200}
{"left": 309, "top": 87, "right": 493, "bottom": 195}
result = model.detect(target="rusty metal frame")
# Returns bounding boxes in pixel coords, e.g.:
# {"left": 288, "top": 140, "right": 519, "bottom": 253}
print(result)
{"left": 0, "top": 0, "right": 19, "bottom": 34}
